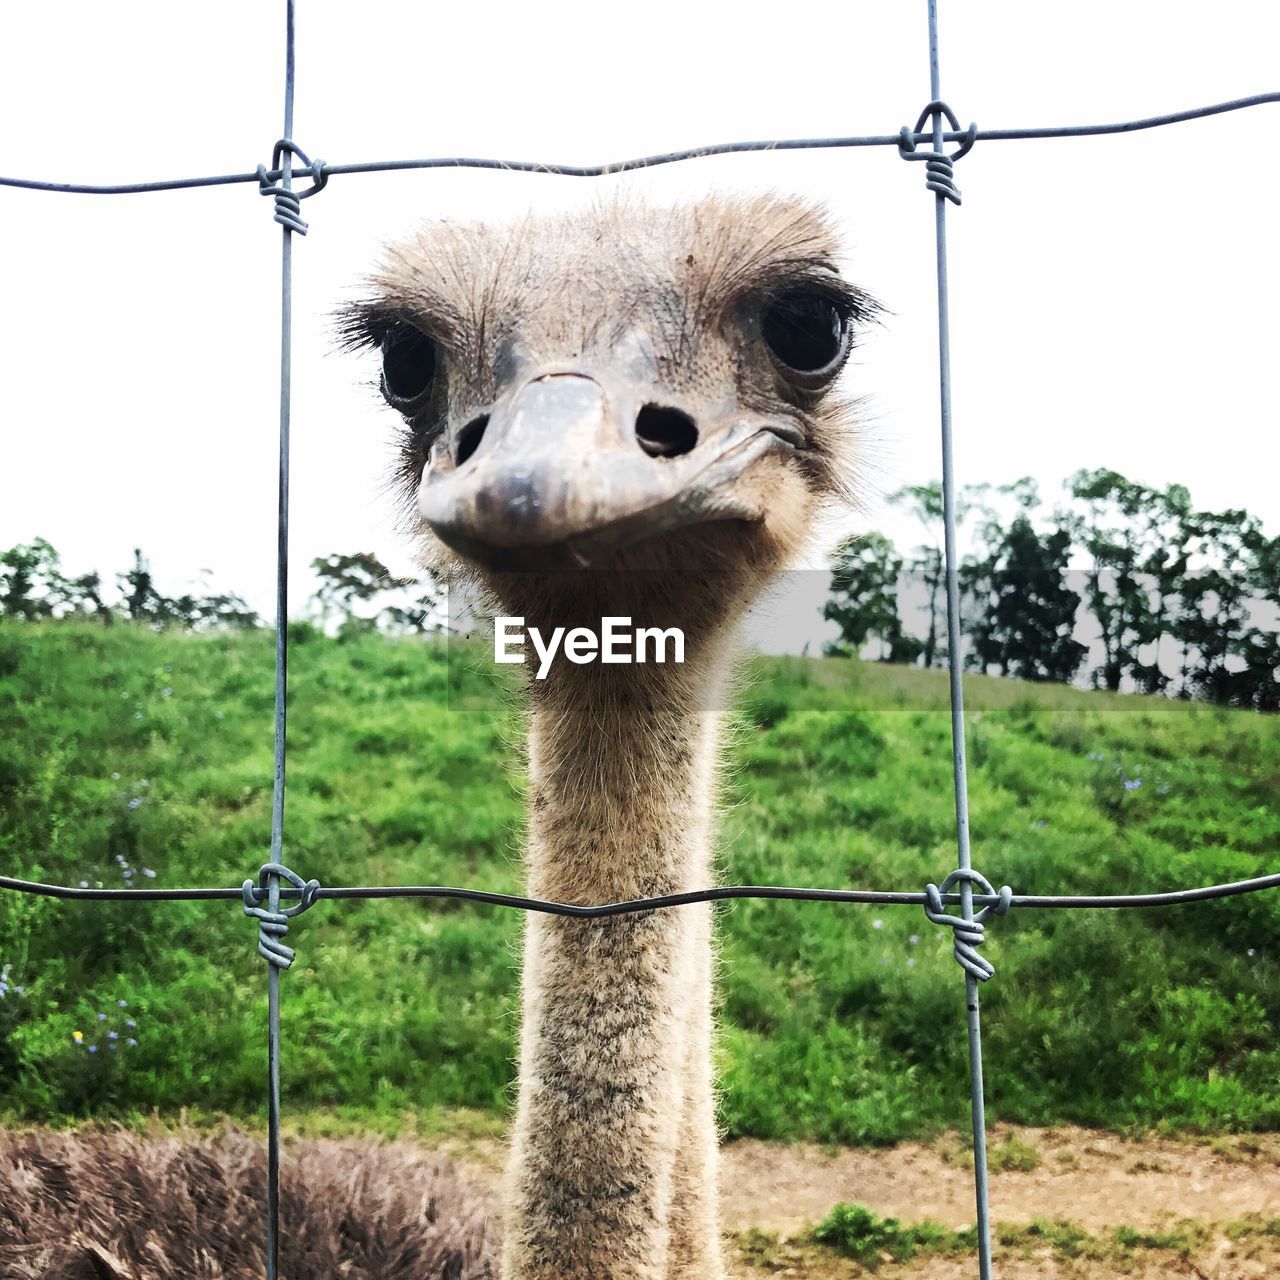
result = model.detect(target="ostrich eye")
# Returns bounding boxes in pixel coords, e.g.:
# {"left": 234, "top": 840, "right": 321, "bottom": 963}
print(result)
{"left": 381, "top": 325, "right": 436, "bottom": 404}
{"left": 762, "top": 290, "right": 848, "bottom": 376}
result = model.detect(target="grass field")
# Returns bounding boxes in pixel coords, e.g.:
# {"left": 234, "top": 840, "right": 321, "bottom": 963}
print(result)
{"left": 0, "top": 622, "right": 1276, "bottom": 1143}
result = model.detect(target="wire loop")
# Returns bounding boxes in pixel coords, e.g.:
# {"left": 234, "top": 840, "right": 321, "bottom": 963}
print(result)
{"left": 899, "top": 101, "right": 977, "bottom": 204}
{"left": 242, "top": 862, "right": 321, "bottom": 969}
{"left": 256, "top": 139, "right": 327, "bottom": 234}
{"left": 924, "top": 868, "right": 1012, "bottom": 981}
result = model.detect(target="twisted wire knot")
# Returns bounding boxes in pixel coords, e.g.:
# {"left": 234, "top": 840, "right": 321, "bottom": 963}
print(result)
{"left": 923, "top": 868, "right": 1012, "bottom": 981}
{"left": 256, "top": 139, "right": 327, "bottom": 235}
{"left": 242, "top": 862, "right": 321, "bottom": 969}
{"left": 898, "top": 101, "right": 977, "bottom": 205}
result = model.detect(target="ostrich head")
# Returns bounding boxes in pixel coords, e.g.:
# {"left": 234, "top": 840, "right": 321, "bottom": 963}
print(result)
{"left": 342, "top": 196, "right": 876, "bottom": 633}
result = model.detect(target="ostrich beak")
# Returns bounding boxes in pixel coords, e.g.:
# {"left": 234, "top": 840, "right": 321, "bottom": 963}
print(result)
{"left": 418, "top": 372, "right": 798, "bottom": 569}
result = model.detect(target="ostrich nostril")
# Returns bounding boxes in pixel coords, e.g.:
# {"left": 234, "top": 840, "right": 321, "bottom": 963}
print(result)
{"left": 635, "top": 405, "right": 698, "bottom": 459}
{"left": 456, "top": 414, "right": 490, "bottom": 467}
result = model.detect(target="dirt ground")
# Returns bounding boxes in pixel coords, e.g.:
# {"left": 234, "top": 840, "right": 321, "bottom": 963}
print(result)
{"left": 719, "top": 1126, "right": 1280, "bottom": 1278}
{"left": 716, "top": 1126, "right": 1280, "bottom": 1237}
{"left": 441, "top": 1124, "right": 1280, "bottom": 1277}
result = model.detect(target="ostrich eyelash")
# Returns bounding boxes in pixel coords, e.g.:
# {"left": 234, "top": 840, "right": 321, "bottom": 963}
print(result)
{"left": 753, "top": 269, "right": 881, "bottom": 335}
{"left": 335, "top": 302, "right": 428, "bottom": 354}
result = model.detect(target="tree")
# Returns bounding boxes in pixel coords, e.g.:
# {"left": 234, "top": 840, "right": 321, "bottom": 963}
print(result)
{"left": 1064, "top": 470, "right": 1192, "bottom": 694}
{"left": 114, "top": 549, "right": 258, "bottom": 630}
{"left": 117, "top": 548, "right": 172, "bottom": 625}
{"left": 0, "top": 538, "right": 66, "bottom": 619}
{"left": 380, "top": 576, "right": 447, "bottom": 634}
{"left": 823, "top": 533, "right": 919, "bottom": 662}
{"left": 1233, "top": 625, "right": 1280, "bottom": 712}
{"left": 192, "top": 591, "right": 259, "bottom": 630}
{"left": 61, "top": 571, "right": 114, "bottom": 624}
{"left": 172, "top": 569, "right": 260, "bottom": 631}
{"left": 1174, "top": 506, "right": 1262, "bottom": 705}
{"left": 310, "top": 551, "right": 431, "bottom": 636}
{"left": 1135, "top": 482, "right": 1193, "bottom": 695}
{"left": 1235, "top": 531, "right": 1280, "bottom": 711}
{"left": 962, "top": 514, "right": 1085, "bottom": 682}
{"left": 889, "top": 482, "right": 947, "bottom": 668}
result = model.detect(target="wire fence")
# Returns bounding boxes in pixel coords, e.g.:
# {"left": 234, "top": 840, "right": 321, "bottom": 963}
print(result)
{"left": 2, "top": 2, "right": 1278, "bottom": 1278}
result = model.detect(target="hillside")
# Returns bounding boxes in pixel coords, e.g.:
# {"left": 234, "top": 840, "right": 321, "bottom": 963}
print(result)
{"left": 0, "top": 623, "right": 1276, "bottom": 1142}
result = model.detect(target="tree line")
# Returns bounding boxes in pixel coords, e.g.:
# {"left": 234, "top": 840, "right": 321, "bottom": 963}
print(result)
{"left": 4, "top": 467, "right": 1276, "bottom": 710}
{"left": 824, "top": 469, "right": 1279, "bottom": 711}
{"left": 0, "top": 542, "right": 440, "bottom": 636}
{"left": 0, "top": 542, "right": 259, "bottom": 630}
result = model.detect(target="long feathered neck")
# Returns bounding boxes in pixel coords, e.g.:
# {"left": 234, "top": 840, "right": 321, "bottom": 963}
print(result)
{"left": 502, "top": 635, "right": 734, "bottom": 1279}
{"left": 523, "top": 644, "right": 732, "bottom": 903}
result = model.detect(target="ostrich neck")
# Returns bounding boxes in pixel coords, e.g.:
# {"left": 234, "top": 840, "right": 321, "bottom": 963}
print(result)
{"left": 524, "top": 652, "right": 729, "bottom": 903}
{"left": 504, "top": 644, "right": 731, "bottom": 1280}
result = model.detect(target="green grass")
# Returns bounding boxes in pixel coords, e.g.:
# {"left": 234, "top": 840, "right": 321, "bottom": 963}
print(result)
{"left": 994, "top": 1216, "right": 1214, "bottom": 1262}
{"left": 987, "top": 1132, "right": 1040, "bottom": 1173}
{"left": 811, "top": 1202, "right": 973, "bottom": 1266}
{"left": 1, "top": 622, "right": 1278, "bottom": 1141}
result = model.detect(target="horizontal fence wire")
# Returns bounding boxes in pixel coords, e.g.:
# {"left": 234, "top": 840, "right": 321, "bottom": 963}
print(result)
{"left": 4, "top": 4, "right": 1279, "bottom": 1279}
{"left": 4, "top": 872, "right": 1280, "bottom": 912}
{"left": 1, "top": 93, "right": 1278, "bottom": 196}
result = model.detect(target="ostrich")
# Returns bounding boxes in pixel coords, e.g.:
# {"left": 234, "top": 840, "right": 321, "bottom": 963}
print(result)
{"left": 0, "top": 1127, "right": 495, "bottom": 1279}
{"left": 342, "top": 195, "right": 876, "bottom": 1280}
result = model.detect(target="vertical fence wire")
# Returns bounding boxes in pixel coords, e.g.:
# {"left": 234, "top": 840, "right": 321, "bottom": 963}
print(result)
{"left": 921, "top": 3, "right": 995, "bottom": 1276}
{"left": 265, "top": 2, "right": 299, "bottom": 1276}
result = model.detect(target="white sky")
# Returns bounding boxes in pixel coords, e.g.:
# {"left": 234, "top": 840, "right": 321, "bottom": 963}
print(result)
{"left": 1, "top": 1, "right": 1277, "bottom": 640}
